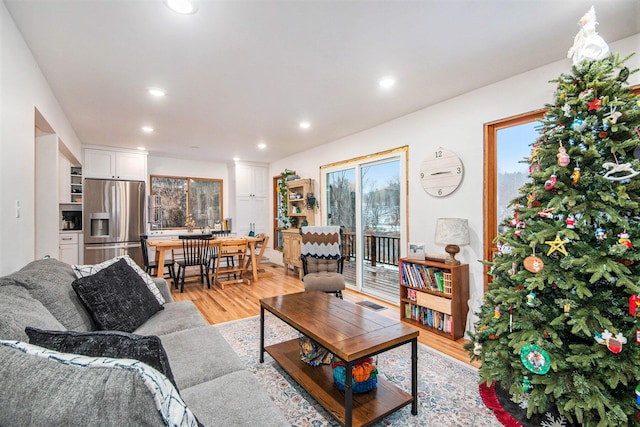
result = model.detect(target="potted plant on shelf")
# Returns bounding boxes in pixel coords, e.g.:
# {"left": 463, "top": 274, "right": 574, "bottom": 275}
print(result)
{"left": 277, "top": 169, "right": 295, "bottom": 229}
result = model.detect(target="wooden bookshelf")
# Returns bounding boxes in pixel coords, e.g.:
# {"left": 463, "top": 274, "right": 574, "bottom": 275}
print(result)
{"left": 399, "top": 258, "right": 469, "bottom": 340}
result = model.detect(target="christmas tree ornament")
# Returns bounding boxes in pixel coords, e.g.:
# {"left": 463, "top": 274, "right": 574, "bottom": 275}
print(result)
{"left": 636, "top": 330, "right": 640, "bottom": 344}
{"left": 629, "top": 294, "right": 640, "bottom": 316}
{"left": 544, "top": 174, "right": 557, "bottom": 190}
{"left": 618, "top": 67, "right": 630, "bottom": 82}
{"left": 564, "top": 301, "right": 571, "bottom": 317}
{"left": 508, "top": 261, "right": 517, "bottom": 276}
{"left": 565, "top": 214, "right": 576, "bottom": 229}
{"left": 546, "top": 233, "right": 569, "bottom": 256}
{"left": 524, "top": 255, "right": 544, "bottom": 273}
{"left": 603, "top": 111, "right": 622, "bottom": 126}
{"left": 603, "top": 161, "right": 640, "bottom": 181}
{"left": 618, "top": 231, "right": 632, "bottom": 248}
{"left": 571, "top": 118, "right": 587, "bottom": 132}
{"left": 562, "top": 103, "right": 572, "bottom": 117}
{"left": 557, "top": 146, "right": 570, "bottom": 166}
{"left": 598, "top": 130, "right": 608, "bottom": 139}
{"left": 494, "top": 305, "right": 501, "bottom": 319}
{"left": 526, "top": 292, "right": 536, "bottom": 306}
{"left": 522, "top": 377, "right": 534, "bottom": 392}
{"left": 567, "top": 6, "right": 610, "bottom": 65}
{"left": 538, "top": 208, "right": 554, "bottom": 219}
{"left": 473, "top": 342, "right": 482, "bottom": 356}
{"left": 606, "top": 331, "right": 627, "bottom": 354}
{"left": 587, "top": 97, "right": 602, "bottom": 111}
{"left": 595, "top": 227, "right": 607, "bottom": 241}
{"left": 520, "top": 344, "right": 550, "bottom": 375}
{"left": 579, "top": 88, "right": 595, "bottom": 100}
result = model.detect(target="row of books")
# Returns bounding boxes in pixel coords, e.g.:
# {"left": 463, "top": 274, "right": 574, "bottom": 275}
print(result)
{"left": 404, "top": 304, "right": 453, "bottom": 334}
{"left": 401, "top": 262, "right": 449, "bottom": 293}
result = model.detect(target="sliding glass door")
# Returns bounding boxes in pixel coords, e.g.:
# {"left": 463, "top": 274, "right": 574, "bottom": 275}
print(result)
{"left": 322, "top": 147, "right": 407, "bottom": 303}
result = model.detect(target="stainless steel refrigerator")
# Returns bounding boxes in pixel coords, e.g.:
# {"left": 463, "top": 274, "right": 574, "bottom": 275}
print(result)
{"left": 83, "top": 179, "right": 145, "bottom": 266}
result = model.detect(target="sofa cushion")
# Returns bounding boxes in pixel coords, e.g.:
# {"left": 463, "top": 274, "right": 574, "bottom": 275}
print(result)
{"left": 0, "top": 284, "right": 65, "bottom": 341}
{"left": 180, "top": 370, "right": 289, "bottom": 427}
{"left": 0, "top": 341, "right": 199, "bottom": 427}
{"left": 72, "top": 258, "right": 163, "bottom": 333}
{"left": 2, "top": 258, "right": 94, "bottom": 331}
{"left": 134, "top": 301, "right": 208, "bottom": 337}
{"left": 159, "top": 325, "right": 245, "bottom": 390}
{"left": 73, "top": 255, "right": 165, "bottom": 305}
{"left": 25, "top": 327, "right": 177, "bottom": 389}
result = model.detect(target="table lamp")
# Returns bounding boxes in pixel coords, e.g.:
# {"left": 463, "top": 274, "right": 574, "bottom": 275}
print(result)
{"left": 434, "top": 218, "right": 470, "bottom": 265}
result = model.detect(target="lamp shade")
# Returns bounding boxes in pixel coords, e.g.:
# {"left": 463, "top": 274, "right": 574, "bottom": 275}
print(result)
{"left": 434, "top": 218, "right": 470, "bottom": 246}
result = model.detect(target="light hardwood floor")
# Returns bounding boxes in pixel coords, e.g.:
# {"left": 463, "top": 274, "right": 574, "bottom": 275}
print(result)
{"left": 170, "top": 262, "right": 479, "bottom": 368}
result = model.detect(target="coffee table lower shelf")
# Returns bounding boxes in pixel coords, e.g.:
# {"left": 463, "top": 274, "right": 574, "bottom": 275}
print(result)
{"left": 265, "top": 338, "right": 414, "bottom": 427}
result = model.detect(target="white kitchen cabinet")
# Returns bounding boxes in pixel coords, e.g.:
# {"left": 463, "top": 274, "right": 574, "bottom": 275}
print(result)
{"left": 235, "top": 163, "right": 268, "bottom": 197}
{"left": 232, "top": 162, "right": 269, "bottom": 236}
{"left": 83, "top": 148, "right": 147, "bottom": 181}
{"left": 235, "top": 195, "right": 267, "bottom": 236}
{"left": 59, "top": 232, "right": 79, "bottom": 265}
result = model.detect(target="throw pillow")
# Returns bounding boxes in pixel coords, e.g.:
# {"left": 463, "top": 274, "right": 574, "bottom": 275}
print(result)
{"left": 72, "top": 258, "right": 163, "bottom": 332}
{"left": 25, "top": 327, "right": 177, "bottom": 390}
{"left": 0, "top": 340, "right": 199, "bottom": 427}
{"left": 72, "top": 255, "right": 165, "bottom": 305}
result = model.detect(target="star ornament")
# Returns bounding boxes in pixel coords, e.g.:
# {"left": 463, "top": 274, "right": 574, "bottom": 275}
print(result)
{"left": 546, "top": 233, "right": 569, "bottom": 256}
{"left": 587, "top": 98, "right": 602, "bottom": 111}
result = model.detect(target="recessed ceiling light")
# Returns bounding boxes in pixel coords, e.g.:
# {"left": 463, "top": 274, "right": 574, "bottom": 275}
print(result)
{"left": 258, "top": 143, "right": 267, "bottom": 149}
{"left": 137, "top": 146, "right": 146, "bottom": 151}
{"left": 141, "top": 126, "right": 154, "bottom": 133}
{"left": 299, "top": 121, "right": 311, "bottom": 130}
{"left": 164, "top": 0, "right": 197, "bottom": 14}
{"left": 148, "top": 87, "right": 166, "bottom": 97}
{"left": 232, "top": 157, "right": 240, "bottom": 161}
{"left": 378, "top": 77, "right": 396, "bottom": 88}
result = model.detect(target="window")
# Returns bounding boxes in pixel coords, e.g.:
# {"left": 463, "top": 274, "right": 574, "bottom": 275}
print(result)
{"left": 150, "top": 175, "right": 222, "bottom": 229}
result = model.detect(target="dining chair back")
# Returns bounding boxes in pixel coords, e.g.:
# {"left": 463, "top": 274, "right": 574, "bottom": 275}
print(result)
{"left": 214, "top": 239, "right": 250, "bottom": 289}
{"left": 140, "top": 234, "right": 175, "bottom": 285}
{"left": 175, "top": 234, "right": 212, "bottom": 292}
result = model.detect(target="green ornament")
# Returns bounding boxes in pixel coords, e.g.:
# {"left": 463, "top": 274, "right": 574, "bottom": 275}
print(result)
{"left": 522, "top": 377, "right": 533, "bottom": 392}
{"left": 520, "top": 344, "right": 550, "bottom": 375}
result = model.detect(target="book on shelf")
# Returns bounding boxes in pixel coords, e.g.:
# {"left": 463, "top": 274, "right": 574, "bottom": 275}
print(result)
{"left": 405, "top": 303, "right": 452, "bottom": 334}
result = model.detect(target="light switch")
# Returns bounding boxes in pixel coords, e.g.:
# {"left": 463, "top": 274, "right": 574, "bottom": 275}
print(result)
{"left": 15, "top": 200, "right": 20, "bottom": 218}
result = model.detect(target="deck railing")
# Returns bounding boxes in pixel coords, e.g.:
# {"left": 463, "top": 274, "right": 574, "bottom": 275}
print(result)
{"left": 342, "top": 231, "right": 401, "bottom": 267}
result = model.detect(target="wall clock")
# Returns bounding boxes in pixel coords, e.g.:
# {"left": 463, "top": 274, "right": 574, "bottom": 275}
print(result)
{"left": 420, "top": 147, "right": 464, "bottom": 197}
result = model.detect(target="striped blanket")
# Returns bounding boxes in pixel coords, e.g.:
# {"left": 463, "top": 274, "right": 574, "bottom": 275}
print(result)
{"left": 300, "top": 226, "right": 341, "bottom": 259}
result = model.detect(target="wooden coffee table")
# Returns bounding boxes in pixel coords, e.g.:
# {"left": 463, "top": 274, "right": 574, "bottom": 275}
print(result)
{"left": 260, "top": 291, "right": 419, "bottom": 427}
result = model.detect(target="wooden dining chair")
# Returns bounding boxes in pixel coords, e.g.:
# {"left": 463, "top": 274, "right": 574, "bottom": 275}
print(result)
{"left": 214, "top": 239, "right": 250, "bottom": 289}
{"left": 175, "top": 234, "right": 212, "bottom": 292}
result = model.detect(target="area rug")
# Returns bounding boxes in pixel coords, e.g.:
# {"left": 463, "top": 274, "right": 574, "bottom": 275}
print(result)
{"left": 215, "top": 314, "right": 502, "bottom": 426}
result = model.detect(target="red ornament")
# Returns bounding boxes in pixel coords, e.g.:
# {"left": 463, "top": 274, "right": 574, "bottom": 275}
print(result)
{"left": 629, "top": 295, "right": 640, "bottom": 316}
{"left": 587, "top": 98, "right": 602, "bottom": 111}
{"left": 544, "top": 174, "right": 557, "bottom": 190}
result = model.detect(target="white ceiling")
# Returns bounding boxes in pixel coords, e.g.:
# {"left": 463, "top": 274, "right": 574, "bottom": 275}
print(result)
{"left": 5, "top": 0, "right": 639, "bottom": 163}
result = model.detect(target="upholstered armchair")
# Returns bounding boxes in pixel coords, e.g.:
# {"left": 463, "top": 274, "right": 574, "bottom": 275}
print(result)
{"left": 299, "top": 226, "right": 346, "bottom": 299}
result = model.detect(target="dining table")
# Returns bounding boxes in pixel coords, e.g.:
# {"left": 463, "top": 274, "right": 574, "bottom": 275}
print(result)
{"left": 147, "top": 235, "right": 262, "bottom": 283}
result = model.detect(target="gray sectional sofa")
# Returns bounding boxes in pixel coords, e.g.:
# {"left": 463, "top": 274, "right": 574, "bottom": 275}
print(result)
{"left": 0, "top": 258, "right": 289, "bottom": 426}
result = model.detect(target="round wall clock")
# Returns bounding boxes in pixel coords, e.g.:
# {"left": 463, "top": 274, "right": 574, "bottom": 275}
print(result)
{"left": 420, "top": 147, "right": 464, "bottom": 197}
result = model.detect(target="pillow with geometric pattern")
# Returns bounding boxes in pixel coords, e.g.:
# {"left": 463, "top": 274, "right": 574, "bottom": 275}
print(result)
{"left": 71, "top": 258, "right": 163, "bottom": 333}
{"left": 25, "top": 327, "right": 178, "bottom": 390}
{"left": 72, "top": 255, "right": 165, "bottom": 305}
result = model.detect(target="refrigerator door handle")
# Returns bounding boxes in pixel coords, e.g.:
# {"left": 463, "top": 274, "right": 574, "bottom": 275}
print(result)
{"left": 85, "top": 243, "right": 141, "bottom": 251}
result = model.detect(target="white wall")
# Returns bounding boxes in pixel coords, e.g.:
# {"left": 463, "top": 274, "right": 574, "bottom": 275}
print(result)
{"left": 269, "top": 34, "right": 640, "bottom": 317}
{"left": 0, "top": 2, "right": 82, "bottom": 275}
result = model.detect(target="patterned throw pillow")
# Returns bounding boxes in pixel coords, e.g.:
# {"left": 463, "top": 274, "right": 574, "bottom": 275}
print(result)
{"left": 72, "top": 258, "right": 163, "bottom": 333}
{"left": 72, "top": 255, "right": 165, "bottom": 305}
{"left": 25, "top": 327, "right": 177, "bottom": 390}
{"left": 0, "top": 340, "right": 199, "bottom": 427}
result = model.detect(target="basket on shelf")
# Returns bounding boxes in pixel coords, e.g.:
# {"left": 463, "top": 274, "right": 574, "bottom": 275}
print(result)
{"left": 331, "top": 357, "right": 378, "bottom": 393}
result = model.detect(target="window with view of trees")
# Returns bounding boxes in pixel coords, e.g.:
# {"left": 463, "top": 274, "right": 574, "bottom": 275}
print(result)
{"left": 150, "top": 176, "right": 222, "bottom": 229}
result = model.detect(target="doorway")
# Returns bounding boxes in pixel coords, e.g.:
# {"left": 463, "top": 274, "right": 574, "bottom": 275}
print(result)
{"left": 321, "top": 147, "right": 407, "bottom": 303}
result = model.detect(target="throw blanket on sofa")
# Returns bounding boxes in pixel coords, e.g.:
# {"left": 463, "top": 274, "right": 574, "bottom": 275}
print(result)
{"left": 300, "top": 226, "right": 341, "bottom": 259}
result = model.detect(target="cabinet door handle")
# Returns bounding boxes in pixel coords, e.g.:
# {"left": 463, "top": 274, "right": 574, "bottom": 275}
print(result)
{"left": 61, "top": 237, "right": 73, "bottom": 241}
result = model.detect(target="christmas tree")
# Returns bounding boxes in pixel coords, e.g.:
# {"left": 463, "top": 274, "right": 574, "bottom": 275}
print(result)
{"left": 468, "top": 8, "right": 640, "bottom": 426}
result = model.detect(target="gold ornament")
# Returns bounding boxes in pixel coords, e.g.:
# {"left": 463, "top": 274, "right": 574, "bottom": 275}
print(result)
{"left": 545, "top": 233, "right": 569, "bottom": 257}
